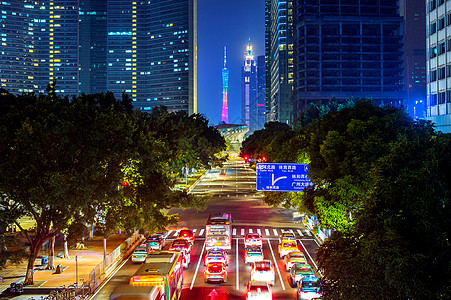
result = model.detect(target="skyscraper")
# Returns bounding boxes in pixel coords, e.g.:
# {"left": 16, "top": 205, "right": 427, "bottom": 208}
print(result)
{"left": 265, "top": 0, "right": 294, "bottom": 125}
{"left": 241, "top": 43, "right": 265, "bottom": 134}
{"left": 221, "top": 46, "right": 229, "bottom": 123}
{"left": 106, "top": 0, "right": 197, "bottom": 115}
{"left": 426, "top": 0, "right": 451, "bottom": 133}
{"left": 291, "top": 0, "right": 404, "bottom": 119}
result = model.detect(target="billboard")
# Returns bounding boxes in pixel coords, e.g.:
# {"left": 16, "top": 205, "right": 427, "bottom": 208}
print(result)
{"left": 256, "top": 163, "right": 312, "bottom": 192}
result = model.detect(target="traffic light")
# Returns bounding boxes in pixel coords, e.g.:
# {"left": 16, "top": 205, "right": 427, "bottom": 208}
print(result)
{"left": 261, "top": 156, "right": 267, "bottom": 162}
{"left": 244, "top": 155, "right": 249, "bottom": 162}
{"left": 122, "top": 180, "right": 129, "bottom": 188}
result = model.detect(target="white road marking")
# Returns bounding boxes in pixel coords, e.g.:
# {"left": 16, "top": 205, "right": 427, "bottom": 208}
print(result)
{"left": 199, "top": 229, "right": 204, "bottom": 236}
{"left": 233, "top": 228, "right": 236, "bottom": 236}
{"left": 267, "top": 239, "right": 285, "bottom": 290}
{"left": 167, "top": 230, "right": 173, "bottom": 237}
{"left": 297, "top": 229, "right": 304, "bottom": 237}
{"left": 249, "top": 228, "right": 253, "bottom": 234}
{"left": 241, "top": 229, "right": 245, "bottom": 236}
{"left": 192, "top": 229, "right": 197, "bottom": 234}
{"left": 273, "top": 229, "right": 278, "bottom": 236}
{"left": 265, "top": 229, "right": 270, "bottom": 236}
{"left": 236, "top": 238, "right": 240, "bottom": 290}
{"left": 257, "top": 228, "right": 261, "bottom": 235}
{"left": 298, "top": 239, "right": 322, "bottom": 277}
{"left": 306, "top": 230, "right": 312, "bottom": 236}
{"left": 190, "top": 241, "right": 206, "bottom": 290}
{"left": 175, "top": 230, "right": 180, "bottom": 237}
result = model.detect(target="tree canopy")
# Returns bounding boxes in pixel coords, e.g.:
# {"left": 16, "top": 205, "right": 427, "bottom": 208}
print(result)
{"left": 0, "top": 88, "right": 225, "bottom": 283}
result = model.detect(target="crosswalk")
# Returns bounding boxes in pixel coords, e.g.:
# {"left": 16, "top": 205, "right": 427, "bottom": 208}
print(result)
{"left": 166, "top": 227, "right": 312, "bottom": 239}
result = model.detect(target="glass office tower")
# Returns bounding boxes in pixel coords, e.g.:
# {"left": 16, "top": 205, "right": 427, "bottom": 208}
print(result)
{"left": 106, "top": 0, "right": 197, "bottom": 114}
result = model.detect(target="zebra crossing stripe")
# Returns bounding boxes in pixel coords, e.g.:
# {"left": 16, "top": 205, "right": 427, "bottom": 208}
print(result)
{"left": 273, "top": 229, "right": 278, "bottom": 236}
{"left": 192, "top": 229, "right": 197, "bottom": 234}
{"left": 257, "top": 228, "right": 261, "bottom": 235}
{"left": 297, "top": 229, "right": 304, "bottom": 237}
{"left": 167, "top": 230, "right": 173, "bottom": 237}
{"left": 233, "top": 228, "right": 236, "bottom": 236}
{"left": 306, "top": 230, "right": 312, "bottom": 236}
{"left": 241, "top": 229, "right": 245, "bottom": 236}
{"left": 265, "top": 229, "right": 270, "bottom": 236}
{"left": 249, "top": 229, "right": 253, "bottom": 234}
{"left": 199, "top": 229, "right": 204, "bottom": 236}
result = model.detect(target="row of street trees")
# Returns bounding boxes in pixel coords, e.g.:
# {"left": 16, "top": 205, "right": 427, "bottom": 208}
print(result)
{"left": 0, "top": 87, "right": 226, "bottom": 284}
{"left": 241, "top": 99, "right": 451, "bottom": 299}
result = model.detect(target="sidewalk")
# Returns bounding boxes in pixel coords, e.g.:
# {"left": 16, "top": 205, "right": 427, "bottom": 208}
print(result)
{"left": 0, "top": 233, "right": 131, "bottom": 299}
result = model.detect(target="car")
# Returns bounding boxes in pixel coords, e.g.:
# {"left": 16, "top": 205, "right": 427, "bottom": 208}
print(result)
{"left": 244, "top": 233, "right": 263, "bottom": 248}
{"left": 204, "top": 262, "right": 227, "bottom": 283}
{"left": 290, "top": 263, "right": 314, "bottom": 287}
{"left": 297, "top": 277, "right": 322, "bottom": 300}
{"left": 245, "top": 246, "right": 264, "bottom": 264}
{"left": 279, "top": 231, "right": 296, "bottom": 243}
{"left": 278, "top": 239, "right": 298, "bottom": 258}
{"left": 245, "top": 281, "right": 272, "bottom": 300}
{"left": 205, "top": 248, "right": 228, "bottom": 266}
{"left": 131, "top": 244, "right": 148, "bottom": 263}
{"left": 154, "top": 232, "right": 168, "bottom": 243}
{"left": 284, "top": 251, "right": 307, "bottom": 271}
{"left": 250, "top": 260, "right": 275, "bottom": 286}
{"left": 146, "top": 235, "right": 164, "bottom": 251}
{"left": 169, "top": 239, "right": 192, "bottom": 254}
{"left": 177, "top": 229, "right": 195, "bottom": 244}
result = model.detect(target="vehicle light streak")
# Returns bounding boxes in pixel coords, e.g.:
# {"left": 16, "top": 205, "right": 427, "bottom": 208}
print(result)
{"left": 267, "top": 239, "right": 285, "bottom": 290}
{"left": 190, "top": 241, "right": 206, "bottom": 290}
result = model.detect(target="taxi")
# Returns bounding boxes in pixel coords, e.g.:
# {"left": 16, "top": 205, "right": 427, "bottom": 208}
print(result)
{"left": 284, "top": 251, "right": 307, "bottom": 271}
{"left": 154, "top": 232, "right": 168, "bottom": 243}
{"left": 279, "top": 231, "right": 296, "bottom": 243}
{"left": 177, "top": 229, "right": 195, "bottom": 244}
{"left": 169, "top": 239, "right": 192, "bottom": 254}
{"left": 204, "top": 262, "right": 228, "bottom": 283}
{"left": 146, "top": 235, "right": 164, "bottom": 251}
{"left": 244, "top": 233, "right": 263, "bottom": 248}
{"left": 250, "top": 260, "right": 275, "bottom": 286}
{"left": 297, "top": 277, "right": 322, "bottom": 300}
{"left": 205, "top": 248, "right": 228, "bottom": 266}
{"left": 290, "top": 263, "right": 314, "bottom": 287}
{"left": 131, "top": 244, "right": 148, "bottom": 263}
{"left": 245, "top": 246, "right": 264, "bottom": 264}
{"left": 245, "top": 281, "right": 272, "bottom": 300}
{"left": 278, "top": 239, "right": 298, "bottom": 258}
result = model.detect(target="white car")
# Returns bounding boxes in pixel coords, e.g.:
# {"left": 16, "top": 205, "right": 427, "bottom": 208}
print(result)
{"left": 245, "top": 246, "right": 264, "bottom": 264}
{"left": 131, "top": 245, "right": 148, "bottom": 263}
{"left": 246, "top": 281, "right": 272, "bottom": 300}
{"left": 250, "top": 260, "right": 275, "bottom": 286}
{"left": 205, "top": 248, "right": 228, "bottom": 266}
{"left": 244, "top": 233, "right": 263, "bottom": 248}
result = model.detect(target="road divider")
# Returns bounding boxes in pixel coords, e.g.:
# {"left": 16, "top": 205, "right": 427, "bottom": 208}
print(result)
{"left": 267, "top": 239, "right": 285, "bottom": 290}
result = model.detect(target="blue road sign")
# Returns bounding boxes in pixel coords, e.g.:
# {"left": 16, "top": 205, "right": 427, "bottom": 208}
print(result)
{"left": 256, "top": 163, "right": 312, "bottom": 192}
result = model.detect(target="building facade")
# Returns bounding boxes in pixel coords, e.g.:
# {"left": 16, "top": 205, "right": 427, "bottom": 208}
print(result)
{"left": 221, "top": 46, "right": 229, "bottom": 123}
{"left": 1, "top": 0, "right": 196, "bottom": 115}
{"left": 291, "top": 0, "right": 404, "bottom": 120}
{"left": 265, "top": 0, "right": 294, "bottom": 125}
{"left": 400, "top": 0, "right": 426, "bottom": 119}
{"left": 426, "top": 0, "right": 451, "bottom": 133}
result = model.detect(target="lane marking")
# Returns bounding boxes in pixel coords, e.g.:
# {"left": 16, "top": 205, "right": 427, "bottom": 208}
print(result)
{"left": 298, "top": 239, "right": 322, "bottom": 277}
{"left": 233, "top": 228, "right": 236, "bottom": 236}
{"left": 192, "top": 229, "right": 197, "bottom": 234}
{"left": 174, "top": 230, "right": 180, "bottom": 237}
{"left": 257, "top": 228, "right": 261, "bottom": 235}
{"left": 249, "top": 228, "right": 253, "bottom": 234}
{"left": 265, "top": 229, "right": 270, "bottom": 236}
{"left": 199, "top": 229, "right": 204, "bottom": 236}
{"left": 236, "top": 238, "right": 239, "bottom": 290}
{"left": 241, "top": 229, "right": 245, "bottom": 236}
{"left": 167, "top": 230, "right": 173, "bottom": 237}
{"left": 190, "top": 241, "right": 206, "bottom": 290}
{"left": 267, "top": 239, "right": 285, "bottom": 290}
{"left": 273, "top": 229, "right": 278, "bottom": 236}
{"left": 297, "top": 229, "right": 304, "bottom": 237}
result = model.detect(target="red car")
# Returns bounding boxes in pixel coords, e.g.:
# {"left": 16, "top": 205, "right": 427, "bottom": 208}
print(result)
{"left": 169, "top": 239, "right": 192, "bottom": 254}
{"left": 177, "top": 229, "right": 195, "bottom": 244}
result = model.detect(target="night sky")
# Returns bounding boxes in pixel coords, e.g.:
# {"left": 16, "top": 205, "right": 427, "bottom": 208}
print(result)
{"left": 197, "top": 0, "right": 265, "bottom": 125}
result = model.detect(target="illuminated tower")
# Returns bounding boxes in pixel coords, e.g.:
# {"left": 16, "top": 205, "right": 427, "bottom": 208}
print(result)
{"left": 221, "top": 46, "right": 229, "bottom": 123}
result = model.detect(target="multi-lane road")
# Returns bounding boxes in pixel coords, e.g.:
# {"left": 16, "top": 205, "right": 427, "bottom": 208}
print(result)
{"left": 91, "top": 159, "right": 321, "bottom": 299}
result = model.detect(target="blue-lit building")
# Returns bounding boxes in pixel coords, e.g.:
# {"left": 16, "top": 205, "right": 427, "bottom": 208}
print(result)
{"left": 106, "top": 0, "right": 197, "bottom": 114}
{"left": 265, "top": 0, "right": 294, "bottom": 125}
{"left": 291, "top": 0, "right": 404, "bottom": 119}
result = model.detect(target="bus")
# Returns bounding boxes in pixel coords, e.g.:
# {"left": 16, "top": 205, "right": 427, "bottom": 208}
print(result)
{"left": 110, "top": 251, "right": 183, "bottom": 300}
{"left": 205, "top": 213, "right": 233, "bottom": 250}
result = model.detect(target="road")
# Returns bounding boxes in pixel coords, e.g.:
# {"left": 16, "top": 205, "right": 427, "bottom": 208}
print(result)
{"left": 92, "top": 159, "right": 321, "bottom": 299}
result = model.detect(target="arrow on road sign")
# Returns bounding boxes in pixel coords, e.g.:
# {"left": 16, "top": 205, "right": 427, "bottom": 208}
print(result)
{"left": 208, "top": 289, "right": 219, "bottom": 300}
{"left": 272, "top": 173, "right": 287, "bottom": 185}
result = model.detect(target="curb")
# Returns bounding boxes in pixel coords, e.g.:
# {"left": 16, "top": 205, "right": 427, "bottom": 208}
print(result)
{"left": 187, "top": 170, "right": 208, "bottom": 194}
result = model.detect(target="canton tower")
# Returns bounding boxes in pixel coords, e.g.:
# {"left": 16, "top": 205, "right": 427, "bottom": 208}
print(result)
{"left": 221, "top": 46, "right": 229, "bottom": 123}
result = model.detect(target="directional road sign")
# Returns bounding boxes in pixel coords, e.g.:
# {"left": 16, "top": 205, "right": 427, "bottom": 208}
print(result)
{"left": 256, "top": 163, "right": 312, "bottom": 192}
